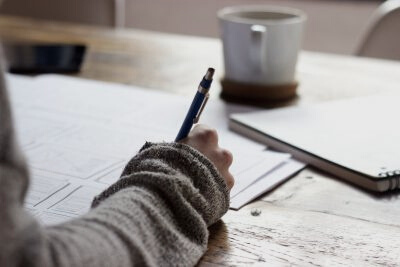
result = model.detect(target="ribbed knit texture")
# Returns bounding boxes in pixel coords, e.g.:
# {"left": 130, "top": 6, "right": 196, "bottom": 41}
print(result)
{"left": 0, "top": 56, "right": 230, "bottom": 267}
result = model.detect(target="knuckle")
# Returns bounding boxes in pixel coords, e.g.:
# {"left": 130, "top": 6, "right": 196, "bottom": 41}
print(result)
{"left": 199, "top": 128, "right": 218, "bottom": 143}
{"left": 217, "top": 148, "right": 233, "bottom": 167}
{"left": 222, "top": 149, "right": 233, "bottom": 166}
{"left": 227, "top": 175, "right": 235, "bottom": 188}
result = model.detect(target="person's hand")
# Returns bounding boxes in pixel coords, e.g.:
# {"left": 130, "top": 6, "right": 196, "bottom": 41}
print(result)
{"left": 180, "top": 124, "right": 234, "bottom": 190}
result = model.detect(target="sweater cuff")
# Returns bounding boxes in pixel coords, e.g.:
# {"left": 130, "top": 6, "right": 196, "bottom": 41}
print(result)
{"left": 92, "top": 142, "right": 230, "bottom": 226}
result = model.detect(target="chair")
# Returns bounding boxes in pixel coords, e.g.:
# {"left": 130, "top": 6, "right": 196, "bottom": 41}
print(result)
{"left": 0, "top": 0, "right": 125, "bottom": 27}
{"left": 356, "top": 0, "right": 400, "bottom": 60}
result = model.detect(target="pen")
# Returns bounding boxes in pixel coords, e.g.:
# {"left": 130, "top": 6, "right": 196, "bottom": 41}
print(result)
{"left": 175, "top": 68, "right": 215, "bottom": 142}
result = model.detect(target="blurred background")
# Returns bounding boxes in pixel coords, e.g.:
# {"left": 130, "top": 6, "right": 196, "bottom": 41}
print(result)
{"left": 1, "top": 0, "right": 398, "bottom": 60}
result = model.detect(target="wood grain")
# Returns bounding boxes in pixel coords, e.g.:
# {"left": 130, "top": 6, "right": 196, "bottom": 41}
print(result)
{"left": 1, "top": 16, "right": 400, "bottom": 266}
{"left": 204, "top": 202, "right": 400, "bottom": 266}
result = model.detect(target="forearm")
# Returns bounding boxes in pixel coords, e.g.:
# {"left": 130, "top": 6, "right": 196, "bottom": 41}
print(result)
{"left": 86, "top": 142, "right": 230, "bottom": 266}
{"left": 94, "top": 142, "right": 230, "bottom": 226}
{"left": 46, "top": 186, "right": 206, "bottom": 267}
{"left": 1, "top": 142, "right": 229, "bottom": 267}
{"left": 0, "top": 53, "right": 229, "bottom": 266}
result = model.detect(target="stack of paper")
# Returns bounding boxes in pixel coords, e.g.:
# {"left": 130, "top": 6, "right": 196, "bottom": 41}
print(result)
{"left": 8, "top": 74, "right": 305, "bottom": 224}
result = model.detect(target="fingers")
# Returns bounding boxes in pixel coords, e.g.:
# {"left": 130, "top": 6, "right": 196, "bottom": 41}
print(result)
{"left": 190, "top": 124, "right": 219, "bottom": 148}
{"left": 179, "top": 124, "right": 235, "bottom": 190}
{"left": 222, "top": 171, "right": 235, "bottom": 189}
{"left": 213, "top": 148, "right": 233, "bottom": 168}
{"left": 212, "top": 148, "right": 234, "bottom": 190}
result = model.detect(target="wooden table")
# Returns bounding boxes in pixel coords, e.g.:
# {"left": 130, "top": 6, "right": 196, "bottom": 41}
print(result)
{"left": 1, "top": 16, "right": 400, "bottom": 266}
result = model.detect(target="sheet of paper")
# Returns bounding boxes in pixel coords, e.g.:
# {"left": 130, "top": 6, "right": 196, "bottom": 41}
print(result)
{"left": 229, "top": 151, "right": 290, "bottom": 198}
{"left": 37, "top": 211, "right": 75, "bottom": 225}
{"left": 96, "top": 165, "right": 125, "bottom": 185}
{"left": 25, "top": 144, "right": 123, "bottom": 179}
{"left": 48, "top": 186, "right": 104, "bottom": 216}
{"left": 25, "top": 175, "right": 69, "bottom": 208}
{"left": 230, "top": 159, "right": 306, "bottom": 210}
{"left": 7, "top": 74, "right": 301, "bottom": 224}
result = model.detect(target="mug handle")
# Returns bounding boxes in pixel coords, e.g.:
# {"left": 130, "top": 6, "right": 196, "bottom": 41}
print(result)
{"left": 250, "top": 25, "right": 267, "bottom": 74}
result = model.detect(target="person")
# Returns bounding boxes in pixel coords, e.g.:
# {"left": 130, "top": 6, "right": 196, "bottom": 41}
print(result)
{"left": 0, "top": 52, "right": 234, "bottom": 265}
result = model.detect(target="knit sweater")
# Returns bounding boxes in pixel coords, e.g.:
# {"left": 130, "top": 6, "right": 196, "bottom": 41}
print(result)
{"left": 0, "top": 61, "right": 230, "bottom": 266}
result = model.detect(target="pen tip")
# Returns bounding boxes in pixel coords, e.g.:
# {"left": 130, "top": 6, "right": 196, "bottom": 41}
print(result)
{"left": 205, "top": 68, "right": 215, "bottom": 80}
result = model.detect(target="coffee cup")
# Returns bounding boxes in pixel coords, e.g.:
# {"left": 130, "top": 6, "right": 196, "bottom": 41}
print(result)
{"left": 218, "top": 6, "right": 306, "bottom": 100}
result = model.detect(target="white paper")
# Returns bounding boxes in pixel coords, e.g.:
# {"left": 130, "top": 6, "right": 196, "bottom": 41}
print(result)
{"left": 230, "top": 159, "right": 306, "bottom": 210}
{"left": 229, "top": 151, "right": 290, "bottom": 198}
{"left": 6, "top": 74, "right": 302, "bottom": 224}
{"left": 25, "top": 175, "right": 69, "bottom": 207}
{"left": 49, "top": 186, "right": 104, "bottom": 216}
{"left": 96, "top": 165, "right": 125, "bottom": 185}
{"left": 37, "top": 211, "right": 74, "bottom": 225}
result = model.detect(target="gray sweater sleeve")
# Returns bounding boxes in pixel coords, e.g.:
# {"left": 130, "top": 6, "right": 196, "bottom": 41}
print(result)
{"left": 0, "top": 66, "right": 230, "bottom": 266}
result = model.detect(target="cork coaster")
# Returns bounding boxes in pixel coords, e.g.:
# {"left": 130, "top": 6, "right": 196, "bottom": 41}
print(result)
{"left": 220, "top": 78, "right": 298, "bottom": 103}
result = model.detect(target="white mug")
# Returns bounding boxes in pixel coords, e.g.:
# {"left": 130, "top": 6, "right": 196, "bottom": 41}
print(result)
{"left": 218, "top": 6, "right": 306, "bottom": 86}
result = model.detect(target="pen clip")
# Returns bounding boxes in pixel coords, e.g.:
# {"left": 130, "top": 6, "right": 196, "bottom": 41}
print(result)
{"left": 193, "top": 93, "right": 209, "bottom": 124}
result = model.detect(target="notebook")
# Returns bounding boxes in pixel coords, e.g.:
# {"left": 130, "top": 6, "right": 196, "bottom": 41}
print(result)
{"left": 230, "top": 92, "right": 400, "bottom": 192}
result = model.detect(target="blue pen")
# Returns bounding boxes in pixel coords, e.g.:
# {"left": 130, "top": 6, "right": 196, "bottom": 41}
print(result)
{"left": 175, "top": 68, "right": 215, "bottom": 142}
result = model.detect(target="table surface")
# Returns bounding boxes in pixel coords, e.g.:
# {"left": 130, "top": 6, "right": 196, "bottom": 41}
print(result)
{"left": 1, "top": 16, "right": 400, "bottom": 266}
